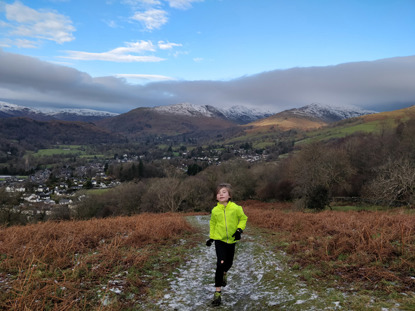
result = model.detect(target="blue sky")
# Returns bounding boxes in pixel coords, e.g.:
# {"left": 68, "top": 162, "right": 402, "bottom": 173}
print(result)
{"left": 0, "top": 0, "right": 415, "bottom": 113}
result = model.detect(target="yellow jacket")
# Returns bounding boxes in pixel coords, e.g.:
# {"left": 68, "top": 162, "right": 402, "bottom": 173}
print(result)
{"left": 209, "top": 201, "right": 248, "bottom": 244}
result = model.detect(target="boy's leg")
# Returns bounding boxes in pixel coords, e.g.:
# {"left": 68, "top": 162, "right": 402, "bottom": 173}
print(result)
{"left": 222, "top": 243, "right": 235, "bottom": 287}
{"left": 214, "top": 240, "right": 227, "bottom": 288}
{"left": 223, "top": 243, "right": 236, "bottom": 273}
{"left": 214, "top": 241, "right": 236, "bottom": 287}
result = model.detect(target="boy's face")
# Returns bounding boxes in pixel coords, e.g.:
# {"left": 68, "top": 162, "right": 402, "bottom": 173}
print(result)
{"left": 217, "top": 187, "right": 230, "bottom": 203}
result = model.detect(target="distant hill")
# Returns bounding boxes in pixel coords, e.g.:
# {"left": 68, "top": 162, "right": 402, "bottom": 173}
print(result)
{"left": 0, "top": 101, "right": 118, "bottom": 122}
{"left": 288, "top": 103, "right": 375, "bottom": 123}
{"left": 361, "top": 105, "right": 415, "bottom": 123}
{"left": 1, "top": 101, "right": 400, "bottom": 150}
{"left": 45, "top": 109, "right": 118, "bottom": 122}
{"left": 0, "top": 101, "right": 273, "bottom": 124}
{"left": 0, "top": 102, "right": 52, "bottom": 121}
{"left": 245, "top": 103, "right": 375, "bottom": 132}
{"left": 0, "top": 117, "right": 123, "bottom": 146}
{"left": 96, "top": 106, "right": 237, "bottom": 137}
{"left": 153, "top": 102, "right": 273, "bottom": 124}
{"left": 296, "top": 105, "right": 415, "bottom": 144}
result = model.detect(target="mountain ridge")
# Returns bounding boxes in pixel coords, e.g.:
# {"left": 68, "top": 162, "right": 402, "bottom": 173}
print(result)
{"left": 154, "top": 102, "right": 274, "bottom": 124}
{"left": 0, "top": 101, "right": 273, "bottom": 124}
{"left": 95, "top": 106, "right": 237, "bottom": 138}
{"left": 0, "top": 101, "right": 377, "bottom": 137}
{"left": 0, "top": 102, "right": 119, "bottom": 122}
{"left": 247, "top": 103, "right": 375, "bottom": 131}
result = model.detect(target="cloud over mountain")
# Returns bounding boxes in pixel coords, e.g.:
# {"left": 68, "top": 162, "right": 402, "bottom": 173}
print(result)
{"left": 0, "top": 49, "right": 414, "bottom": 113}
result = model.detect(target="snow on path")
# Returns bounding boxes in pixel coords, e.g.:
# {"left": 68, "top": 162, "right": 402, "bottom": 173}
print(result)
{"left": 147, "top": 215, "right": 331, "bottom": 311}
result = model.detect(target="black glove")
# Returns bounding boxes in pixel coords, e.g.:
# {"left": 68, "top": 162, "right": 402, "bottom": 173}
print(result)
{"left": 206, "top": 239, "right": 214, "bottom": 247}
{"left": 232, "top": 228, "right": 243, "bottom": 240}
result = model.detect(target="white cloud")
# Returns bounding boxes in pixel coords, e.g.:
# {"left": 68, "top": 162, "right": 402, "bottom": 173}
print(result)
{"left": 158, "top": 40, "right": 182, "bottom": 50}
{"left": 131, "top": 9, "right": 168, "bottom": 30}
{"left": 14, "top": 38, "right": 39, "bottom": 48}
{"left": 63, "top": 51, "right": 164, "bottom": 62}
{"left": 193, "top": 57, "right": 203, "bottom": 62}
{"left": 0, "top": 20, "right": 10, "bottom": 28}
{"left": 166, "top": 0, "right": 204, "bottom": 10}
{"left": 3, "top": 1, "right": 75, "bottom": 44}
{"left": 104, "top": 20, "right": 119, "bottom": 28}
{"left": 122, "top": 0, "right": 202, "bottom": 32}
{"left": 112, "top": 40, "right": 156, "bottom": 53}
{"left": 122, "top": 0, "right": 161, "bottom": 7}
{"left": 115, "top": 73, "right": 175, "bottom": 83}
{"left": 62, "top": 40, "right": 165, "bottom": 62}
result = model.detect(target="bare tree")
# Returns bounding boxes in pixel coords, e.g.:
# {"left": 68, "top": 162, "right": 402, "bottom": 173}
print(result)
{"left": 363, "top": 157, "right": 415, "bottom": 207}
{"left": 180, "top": 176, "right": 214, "bottom": 211}
{"left": 292, "top": 142, "right": 355, "bottom": 209}
{"left": 0, "top": 187, "right": 24, "bottom": 225}
{"left": 142, "top": 178, "right": 187, "bottom": 213}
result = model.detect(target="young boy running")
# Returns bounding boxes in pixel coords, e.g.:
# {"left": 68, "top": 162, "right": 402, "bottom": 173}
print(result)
{"left": 206, "top": 183, "right": 248, "bottom": 306}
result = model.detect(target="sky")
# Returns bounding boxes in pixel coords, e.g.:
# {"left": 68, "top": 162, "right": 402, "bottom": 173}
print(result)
{"left": 0, "top": 0, "right": 415, "bottom": 114}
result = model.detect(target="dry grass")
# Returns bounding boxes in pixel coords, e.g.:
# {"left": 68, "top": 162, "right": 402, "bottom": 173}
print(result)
{"left": 243, "top": 200, "right": 415, "bottom": 292}
{"left": 0, "top": 213, "right": 196, "bottom": 310}
{"left": 3, "top": 201, "right": 415, "bottom": 309}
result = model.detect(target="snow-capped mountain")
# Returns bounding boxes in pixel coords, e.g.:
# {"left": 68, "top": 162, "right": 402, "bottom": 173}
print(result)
{"left": 216, "top": 105, "right": 274, "bottom": 124}
{"left": 154, "top": 103, "right": 221, "bottom": 118}
{"left": 0, "top": 101, "right": 118, "bottom": 121}
{"left": 0, "top": 101, "right": 46, "bottom": 119}
{"left": 289, "top": 103, "right": 376, "bottom": 122}
{"left": 1, "top": 101, "right": 375, "bottom": 128}
{"left": 154, "top": 102, "right": 273, "bottom": 124}
{"left": 44, "top": 108, "right": 118, "bottom": 121}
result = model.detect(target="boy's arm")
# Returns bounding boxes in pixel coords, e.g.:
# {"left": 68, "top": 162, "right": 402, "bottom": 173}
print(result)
{"left": 237, "top": 206, "right": 248, "bottom": 231}
{"left": 206, "top": 210, "right": 215, "bottom": 246}
{"left": 209, "top": 210, "right": 215, "bottom": 239}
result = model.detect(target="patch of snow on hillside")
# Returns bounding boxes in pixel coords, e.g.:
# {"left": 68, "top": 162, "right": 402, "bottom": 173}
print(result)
{"left": 0, "top": 102, "right": 20, "bottom": 112}
{"left": 293, "top": 103, "right": 376, "bottom": 121}
{"left": 155, "top": 103, "right": 216, "bottom": 117}
{"left": 0, "top": 101, "right": 118, "bottom": 117}
{"left": 0, "top": 101, "right": 41, "bottom": 113}
{"left": 217, "top": 105, "right": 273, "bottom": 120}
{"left": 155, "top": 103, "right": 274, "bottom": 123}
{"left": 47, "top": 108, "right": 118, "bottom": 117}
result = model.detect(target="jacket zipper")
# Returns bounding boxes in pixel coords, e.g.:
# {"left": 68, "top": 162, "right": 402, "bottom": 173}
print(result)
{"left": 224, "top": 206, "right": 228, "bottom": 243}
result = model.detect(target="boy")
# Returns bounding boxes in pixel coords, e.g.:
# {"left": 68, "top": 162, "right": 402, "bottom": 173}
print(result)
{"left": 206, "top": 183, "right": 248, "bottom": 306}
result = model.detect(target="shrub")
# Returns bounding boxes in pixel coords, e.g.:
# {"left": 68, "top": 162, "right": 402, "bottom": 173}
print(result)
{"left": 306, "top": 185, "right": 330, "bottom": 211}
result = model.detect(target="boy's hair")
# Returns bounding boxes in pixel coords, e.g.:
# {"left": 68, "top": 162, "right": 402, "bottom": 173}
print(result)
{"left": 216, "top": 183, "right": 233, "bottom": 199}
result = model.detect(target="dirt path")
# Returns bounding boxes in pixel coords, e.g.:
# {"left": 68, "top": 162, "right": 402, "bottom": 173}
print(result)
{"left": 140, "top": 215, "right": 346, "bottom": 310}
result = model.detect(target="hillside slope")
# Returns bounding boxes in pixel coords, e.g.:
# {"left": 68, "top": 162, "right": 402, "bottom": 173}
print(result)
{"left": 0, "top": 101, "right": 117, "bottom": 122}
{"left": 245, "top": 103, "right": 374, "bottom": 132}
{"left": 0, "top": 117, "right": 123, "bottom": 146}
{"left": 300, "top": 104, "right": 415, "bottom": 143}
{"left": 96, "top": 107, "right": 237, "bottom": 137}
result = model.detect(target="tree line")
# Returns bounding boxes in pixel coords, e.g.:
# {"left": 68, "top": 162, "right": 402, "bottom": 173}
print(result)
{"left": 61, "top": 120, "right": 415, "bottom": 220}
{"left": 1, "top": 119, "right": 415, "bottom": 225}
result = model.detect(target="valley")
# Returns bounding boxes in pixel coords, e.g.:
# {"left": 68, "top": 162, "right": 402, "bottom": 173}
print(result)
{"left": 1, "top": 102, "right": 414, "bottom": 225}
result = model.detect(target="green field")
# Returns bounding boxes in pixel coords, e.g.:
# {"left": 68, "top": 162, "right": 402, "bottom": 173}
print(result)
{"left": 224, "top": 110, "right": 407, "bottom": 149}
{"left": 32, "top": 145, "right": 85, "bottom": 157}
{"left": 0, "top": 175, "right": 27, "bottom": 181}
{"left": 30, "top": 145, "right": 105, "bottom": 159}
{"left": 296, "top": 119, "right": 390, "bottom": 145}
{"left": 84, "top": 188, "right": 111, "bottom": 195}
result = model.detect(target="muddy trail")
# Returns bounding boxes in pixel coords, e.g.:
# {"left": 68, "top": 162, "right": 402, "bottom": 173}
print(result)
{"left": 138, "top": 215, "right": 357, "bottom": 310}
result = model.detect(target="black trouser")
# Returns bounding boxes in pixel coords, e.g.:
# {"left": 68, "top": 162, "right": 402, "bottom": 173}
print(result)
{"left": 214, "top": 240, "right": 236, "bottom": 287}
